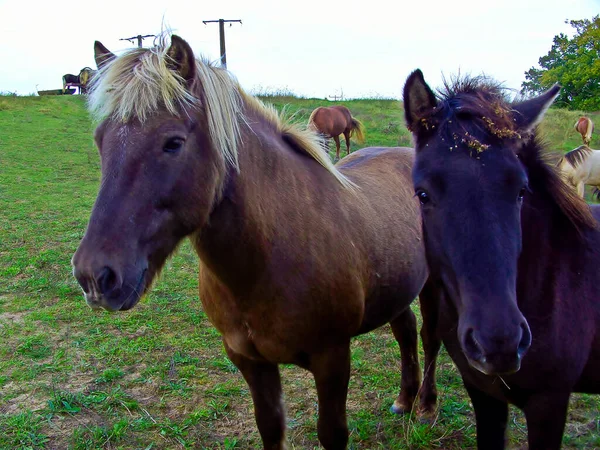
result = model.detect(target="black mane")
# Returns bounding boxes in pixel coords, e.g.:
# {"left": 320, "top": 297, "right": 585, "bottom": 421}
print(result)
{"left": 560, "top": 145, "right": 592, "bottom": 169}
{"left": 437, "top": 77, "right": 521, "bottom": 147}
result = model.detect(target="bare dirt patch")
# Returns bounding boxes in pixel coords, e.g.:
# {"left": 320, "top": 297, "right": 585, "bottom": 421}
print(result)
{"left": 0, "top": 383, "right": 48, "bottom": 414}
{"left": 0, "top": 311, "right": 27, "bottom": 325}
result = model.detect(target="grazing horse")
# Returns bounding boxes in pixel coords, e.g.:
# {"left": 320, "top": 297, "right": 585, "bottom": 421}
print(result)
{"left": 556, "top": 145, "right": 600, "bottom": 197}
{"left": 62, "top": 67, "right": 97, "bottom": 94}
{"left": 308, "top": 105, "right": 365, "bottom": 160}
{"left": 575, "top": 116, "right": 594, "bottom": 146}
{"left": 72, "top": 35, "right": 438, "bottom": 449}
{"left": 404, "top": 70, "right": 600, "bottom": 449}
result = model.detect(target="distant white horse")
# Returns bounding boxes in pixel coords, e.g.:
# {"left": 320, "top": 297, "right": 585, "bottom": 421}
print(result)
{"left": 575, "top": 117, "right": 594, "bottom": 146}
{"left": 556, "top": 145, "right": 600, "bottom": 197}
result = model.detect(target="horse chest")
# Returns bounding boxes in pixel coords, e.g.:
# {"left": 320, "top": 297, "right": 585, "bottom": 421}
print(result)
{"left": 219, "top": 319, "right": 313, "bottom": 363}
{"left": 222, "top": 322, "right": 264, "bottom": 360}
{"left": 201, "top": 285, "right": 363, "bottom": 364}
{"left": 202, "top": 303, "right": 280, "bottom": 361}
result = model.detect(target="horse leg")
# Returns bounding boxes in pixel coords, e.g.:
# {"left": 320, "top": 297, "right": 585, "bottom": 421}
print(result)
{"left": 390, "top": 307, "right": 421, "bottom": 415}
{"left": 523, "top": 391, "right": 570, "bottom": 450}
{"left": 310, "top": 343, "right": 351, "bottom": 450}
{"left": 343, "top": 130, "right": 351, "bottom": 155}
{"left": 224, "top": 342, "right": 286, "bottom": 450}
{"left": 333, "top": 135, "right": 341, "bottom": 161}
{"left": 417, "top": 280, "right": 442, "bottom": 418}
{"left": 464, "top": 382, "right": 508, "bottom": 450}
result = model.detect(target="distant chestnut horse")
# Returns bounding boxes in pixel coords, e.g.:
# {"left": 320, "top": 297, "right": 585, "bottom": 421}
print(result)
{"left": 72, "top": 35, "right": 439, "bottom": 449}
{"left": 404, "top": 69, "right": 600, "bottom": 449}
{"left": 308, "top": 105, "right": 365, "bottom": 160}
{"left": 575, "top": 116, "right": 594, "bottom": 146}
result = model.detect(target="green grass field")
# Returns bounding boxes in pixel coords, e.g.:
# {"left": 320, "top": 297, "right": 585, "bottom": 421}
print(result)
{"left": 1, "top": 94, "right": 599, "bottom": 449}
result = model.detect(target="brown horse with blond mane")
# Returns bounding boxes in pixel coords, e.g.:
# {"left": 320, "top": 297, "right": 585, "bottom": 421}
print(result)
{"left": 72, "top": 34, "right": 438, "bottom": 449}
{"left": 308, "top": 105, "right": 365, "bottom": 160}
{"left": 575, "top": 116, "right": 594, "bottom": 146}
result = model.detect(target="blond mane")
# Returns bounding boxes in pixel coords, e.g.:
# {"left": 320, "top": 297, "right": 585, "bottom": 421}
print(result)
{"left": 88, "top": 35, "right": 352, "bottom": 188}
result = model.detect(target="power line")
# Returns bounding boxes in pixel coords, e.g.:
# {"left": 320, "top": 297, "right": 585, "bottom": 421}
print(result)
{"left": 202, "top": 19, "right": 242, "bottom": 68}
{"left": 120, "top": 34, "right": 155, "bottom": 48}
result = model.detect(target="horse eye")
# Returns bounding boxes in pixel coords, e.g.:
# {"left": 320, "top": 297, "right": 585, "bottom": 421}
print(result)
{"left": 518, "top": 187, "right": 527, "bottom": 202}
{"left": 416, "top": 190, "right": 431, "bottom": 205}
{"left": 163, "top": 137, "right": 185, "bottom": 153}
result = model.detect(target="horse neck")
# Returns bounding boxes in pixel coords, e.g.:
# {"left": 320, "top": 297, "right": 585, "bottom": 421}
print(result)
{"left": 518, "top": 187, "right": 597, "bottom": 315}
{"left": 584, "top": 118, "right": 594, "bottom": 139}
{"left": 192, "top": 107, "right": 344, "bottom": 290}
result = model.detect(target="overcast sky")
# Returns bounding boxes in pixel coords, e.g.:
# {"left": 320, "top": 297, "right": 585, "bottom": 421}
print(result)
{"left": 0, "top": 0, "right": 598, "bottom": 98}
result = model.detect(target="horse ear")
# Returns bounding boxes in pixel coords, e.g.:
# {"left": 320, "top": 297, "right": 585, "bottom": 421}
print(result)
{"left": 513, "top": 85, "right": 560, "bottom": 133}
{"left": 403, "top": 69, "right": 438, "bottom": 134}
{"left": 166, "top": 35, "right": 196, "bottom": 82}
{"left": 94, "top": 41, "right": 115, "bottom": 69}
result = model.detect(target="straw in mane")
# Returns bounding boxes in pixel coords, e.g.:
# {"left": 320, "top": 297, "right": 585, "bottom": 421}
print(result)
{"left": 88, "top": 35, "right": 352, "bottom": 188}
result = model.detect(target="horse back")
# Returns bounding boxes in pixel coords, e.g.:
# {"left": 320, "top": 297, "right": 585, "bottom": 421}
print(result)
{"left": 309, "top": 106, "right": 352, "bottom": 136}
{"left": 575, "top": 117, "right": 594, "bottom": 137}
{"left": 62, "top": 74, "right": 79, "bottom": 84}
{"left": 337, "top": 146, "right": 414, "bottom": 188}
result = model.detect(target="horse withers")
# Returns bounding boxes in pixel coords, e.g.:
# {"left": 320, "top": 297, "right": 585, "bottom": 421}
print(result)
{"left": 575, "top": 116, "right": 594, "bottom": 146}
{"left": 404, "top": 70, "right": 600, "bottom": 449}
{"left": 72, "top": 35, "right": 438, "bottom": 449}
{"left": 308, "top": 105, "right": 365, "bottom": 160}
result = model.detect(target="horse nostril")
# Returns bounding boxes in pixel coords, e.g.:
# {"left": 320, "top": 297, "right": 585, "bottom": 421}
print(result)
{"left": 463, "top": 328, "right": 485, "bottom": 362}
{"left": 97, "top": 266, "right": 118, "bottom": 296}
{"left": 74, "top": 271, "right": 90, "bottom": 294}
{"left": 518, "top": 322, "right": 532, "bottom": 357}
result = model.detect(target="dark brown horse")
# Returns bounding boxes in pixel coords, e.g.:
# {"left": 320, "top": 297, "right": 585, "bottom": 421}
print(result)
{"left": 62, "top": 67, "right": 97, "bottom": 94}
{"left": 308, "top": 105, "right": 365, "bottom": 160}
{"left": 404, "top": 69, "right": 600, "bottom": 449}
{"left": 62, "top": 73, "right": 79, "bottom": 93}
{"left": 72, "top": 35, "right": 438, "bottom": 449}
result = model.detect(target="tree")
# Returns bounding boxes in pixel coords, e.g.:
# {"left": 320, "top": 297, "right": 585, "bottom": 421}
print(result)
{"left": 521, "top": 16, "right": 600, "bottom": 111}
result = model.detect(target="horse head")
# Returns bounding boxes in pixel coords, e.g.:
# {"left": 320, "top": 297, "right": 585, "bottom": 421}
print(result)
{"left": 72, "top": 36, "right": 232, "bottom": 311}
{"left": 404, "top": 70, "right": 560, "bottom": 375}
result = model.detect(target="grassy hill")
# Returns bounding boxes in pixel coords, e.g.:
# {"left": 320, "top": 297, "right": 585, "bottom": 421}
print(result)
{"left": 1, "top": 94, "right": 598, "bottom": 449}
{"left": 259, "top": 93, "right": 600, "bottom": 151}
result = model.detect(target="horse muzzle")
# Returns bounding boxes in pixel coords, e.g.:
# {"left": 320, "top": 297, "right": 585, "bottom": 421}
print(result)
{"left": 73, "top": 256, "right": 148, "bottom": 312}
{"left": 459, "top": 317, "right": 532, "bottom": 376}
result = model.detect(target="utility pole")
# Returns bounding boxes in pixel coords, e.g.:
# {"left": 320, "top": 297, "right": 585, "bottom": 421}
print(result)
{"left": 328, "top": 89, "right": 344, "bottom": 101}
{"left": 120, "top": 34, "right": 155, "bottom": 48}
{"left": 202, "top": 19, "right": 242, "bottom": 68}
